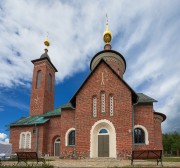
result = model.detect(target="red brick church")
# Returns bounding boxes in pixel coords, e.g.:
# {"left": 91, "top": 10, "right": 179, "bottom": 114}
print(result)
{"left": 9, "top": 20, "right": 166, "bottom": 159}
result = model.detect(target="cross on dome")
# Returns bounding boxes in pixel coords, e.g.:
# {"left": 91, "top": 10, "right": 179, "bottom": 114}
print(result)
{"left": 103, "top": 14, "right": 112, "bottom": 44}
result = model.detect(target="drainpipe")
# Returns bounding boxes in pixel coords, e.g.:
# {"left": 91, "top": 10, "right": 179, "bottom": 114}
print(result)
{"left": 35, "top": 124, "right": 39, "bottom": 154}
{"left": 132, "top": 101, "right": 138, "bottom": 151}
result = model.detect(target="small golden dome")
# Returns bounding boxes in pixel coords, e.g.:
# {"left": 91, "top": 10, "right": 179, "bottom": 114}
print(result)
{"left": 103, "top": 14, "right": 112, "bottom": 44}
{"left": 44, "top": 33, "right": 50, "bottom": 48}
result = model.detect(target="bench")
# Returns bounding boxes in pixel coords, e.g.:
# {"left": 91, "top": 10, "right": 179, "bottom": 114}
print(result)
{"left": 16, "top": 152, "right": 45, "bottom": 165}
{"left": 131, "top": 150, "right": 163, "bottom": 166}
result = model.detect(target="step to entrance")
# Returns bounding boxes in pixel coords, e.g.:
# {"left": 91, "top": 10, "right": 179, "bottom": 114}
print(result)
{"left": 87, "top": 158, "right": 119, "bottom": 162}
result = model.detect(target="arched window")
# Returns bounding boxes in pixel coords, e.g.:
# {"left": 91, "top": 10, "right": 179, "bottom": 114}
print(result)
{"left": 19, "top": 132, "right": 31, "bottom": 149}
{"left": 68, "top": 130, "right": 75, "bottom": 146}
{"left": 26, "top": 133, "right": 31, "bottom": 149}
{"left": 99, "top": 129, "right": 108, "bottom": 134}
{"left": 48, "top": 73, "right": 52, "bottom": 91}
{"left": 21, "top": 133, "right": 26, "bottom": 149}
{"left": 134, "top": 128, "right": 145, "bottom": 144}
{"left": 65, "top": 128, "right": 75, "bottom": 146}
{"left": 109, "top": 95, "right": 114, "bottom": 116}
{"left": 54, "top": 137, "right": 60, "bottom": 156}
{"left": 36, "top": 70, "right": 42, "bottom": 88}
{"left": 92, "top": 96, "right": 97, "bottom": 117}
{"left": 101, "top": 92, "right": 105, "bottom": 113}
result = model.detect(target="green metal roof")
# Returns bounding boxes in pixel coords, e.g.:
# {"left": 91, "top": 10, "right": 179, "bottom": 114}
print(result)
{"left": 137, "top": 93, "right": 157, "bottom": 103}
{"left": 8, "top": 103, "right": 74, "bottom": 127}
{"left": 8, "top": 116, "right": 49, "bottom": 126}
{"left": 42, "top": 107, "right": 61, "bottom": 117}
{"left": 60, "top": 102, "right": 74, "bottom": 109}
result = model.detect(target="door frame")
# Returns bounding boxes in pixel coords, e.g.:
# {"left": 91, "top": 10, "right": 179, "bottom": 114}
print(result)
{"left": 98, "top": 128, "right": 109, "bottom": 157}
{"left": 90, "top": 119, "right": 116, "bottom": 158}
{"left": 54, "top": 137, "right": 60, "bottom": 156}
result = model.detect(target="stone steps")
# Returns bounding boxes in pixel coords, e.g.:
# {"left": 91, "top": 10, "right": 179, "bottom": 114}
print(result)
{"left": 86, "top": 158, "right": 119, "bottom": 162}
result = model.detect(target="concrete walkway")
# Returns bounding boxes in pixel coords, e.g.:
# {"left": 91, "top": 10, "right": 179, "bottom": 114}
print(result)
{"left": 2, "top": 158, "right": 180, "bottom": 167}
{"left": 48, "top": 158, "right": 180, "bottom": 167}
{"left": 49, "top": 158, "right": 124, "bottom": 167}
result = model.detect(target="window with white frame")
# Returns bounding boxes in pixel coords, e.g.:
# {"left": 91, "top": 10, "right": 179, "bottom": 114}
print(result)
{"left": 21, "top": 133, "right": 26, "bottom": 149}
{"left": 101, "top": 92, "right": 105, "bottom": 113}
{"left": 93, "top": 96, "right": 97, "bottom": 117}
{"left": 68, "top": 130, "right": 75, "bottom": 145}
{"left": 134, "top": 125, "right": 149, "bottom": 145}
{"left": 26, "top": 133, "right": 31, "bottom": 149}
{"left": 19, "top": 132, "right": 31, "bottom": 149}
{"left": 109, "top": 95, "right": 114, "bottom": 116}
{"left": 65, "top": 128, "right": 75, "bottom": 146}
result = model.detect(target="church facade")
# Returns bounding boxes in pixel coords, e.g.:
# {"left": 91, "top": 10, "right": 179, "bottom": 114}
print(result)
{"left": 9, "top": 22, "right": 166, "bottom": 159}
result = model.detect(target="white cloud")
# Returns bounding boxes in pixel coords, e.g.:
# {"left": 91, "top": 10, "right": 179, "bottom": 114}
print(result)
{"left": 0, "top": 133, "right": 9, "bottom": 144}
{"left": 4, "top": 138, "right": 9, "bottom": 144}
{"left": 0, "top": 0, "right": 180, "bottom": 133}
{"left": 0, "top": 133, "right": 7, "bottom": 140}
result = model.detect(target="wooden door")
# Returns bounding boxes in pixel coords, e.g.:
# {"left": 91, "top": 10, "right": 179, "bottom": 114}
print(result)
{"left": 98, "top": 135, "right": 109, "bottom": 157}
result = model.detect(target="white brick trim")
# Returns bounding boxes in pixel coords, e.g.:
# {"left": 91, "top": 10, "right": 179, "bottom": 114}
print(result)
{"left": 134, "top": 125, "right": 149, "bottom": 145}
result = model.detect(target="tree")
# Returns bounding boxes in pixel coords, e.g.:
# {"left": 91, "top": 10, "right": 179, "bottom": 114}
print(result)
{"left": 162, "top": 132, "right": 180, "bottom": 156}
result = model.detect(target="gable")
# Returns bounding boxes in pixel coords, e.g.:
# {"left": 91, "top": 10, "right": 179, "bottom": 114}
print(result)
{"left": 70, "top": 59, "right": 138, "bottom": 107}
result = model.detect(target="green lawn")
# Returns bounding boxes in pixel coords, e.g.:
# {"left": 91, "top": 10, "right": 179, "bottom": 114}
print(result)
{"left": 163, "top": 157, "right": 180, "bottom": 162}
{"left": 0, "top": 165, "right": 53, "bottom": 168}
{"left": 123, "top": 167, "right": 178, "bottom": 168}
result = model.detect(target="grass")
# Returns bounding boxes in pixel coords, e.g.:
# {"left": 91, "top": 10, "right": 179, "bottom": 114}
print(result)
{"left": 0, "top": 165, "right": 53, "bottom": 168}
{"left": 123, "top": 167, "right": 178, "bottom": 168}
{"left": 163, "top": 156, "right": 180, "bottom": 162}
{"left": 1, "top": 156, "right": 180, "bottom": 168}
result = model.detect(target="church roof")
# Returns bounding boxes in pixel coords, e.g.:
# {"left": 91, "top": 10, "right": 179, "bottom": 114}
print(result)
{"left": 137, "top": 93, "right": 157, "bottom": 103}
{"left": 40, "top": 52, "right": 51, "bottom": 60}
{"left": 154, "top": 112, "right": 166, "bottom": 122}
{"left": 8, "top": 103, "right": 74, "bottom": 127}
{"left": 31, "top": 57, "right": 58, "bottom": 72}
{"left": 70, "top": 59, "right": 138, "bottom": 107}
{"left": 8, "top": 116, "right": 50, "bottom": 126}
{"left": 90, "top": 49, "right": 126, "bottom": 71}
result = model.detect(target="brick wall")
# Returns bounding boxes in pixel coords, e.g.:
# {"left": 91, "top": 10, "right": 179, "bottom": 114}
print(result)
{"left": 10, "top": 125, "right": 39, "bottom": 154}
{"left": 134, "top": 104, "right": 155, "bottom": 150}
{"left": 154, "top": 115, "right": 163, "bottom": 150}
{"left": 43, "top": 116, "right": 61, "bottom": 156}
{"left": 75, "top": 62, "right": 133, "bottom": 158}
{"left": 104, "top": 56, "right": 125, "bottom": 78}
{"left": 30, "top": 59, "right": 56, "bottom": 116}
{"left": 60, "top": 108, "right": 75, "bottom": 158}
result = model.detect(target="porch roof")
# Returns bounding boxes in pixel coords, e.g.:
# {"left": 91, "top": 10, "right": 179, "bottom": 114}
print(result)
{"left": 8, "top": 102, "right": 74, "bottom": 126}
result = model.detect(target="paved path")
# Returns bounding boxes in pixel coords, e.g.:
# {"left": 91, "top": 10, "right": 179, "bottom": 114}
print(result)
{"left": 49, "top": 158, "right": 180, "bottom": 167}
{"left": 2, "top": 158, "right": 180, "bottom": 167}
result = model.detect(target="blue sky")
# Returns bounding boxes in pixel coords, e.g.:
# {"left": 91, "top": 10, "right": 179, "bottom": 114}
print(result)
{"left": 0, "top": 0, "right": 180, "bottom": 143}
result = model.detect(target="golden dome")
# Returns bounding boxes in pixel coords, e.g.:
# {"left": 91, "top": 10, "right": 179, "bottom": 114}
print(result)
{"left": 103, "top": 15, "right": 112, "bottom": 44}
{"left": 44, "top": 33, "right": 50, "bottom": 48}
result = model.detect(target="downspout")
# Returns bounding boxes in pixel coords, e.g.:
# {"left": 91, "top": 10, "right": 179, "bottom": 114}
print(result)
{"left": 35, "top": 124, "right": 39, "bottom": 154}
{"left": 132, "top": 101, "right": 138, "bottom": 151}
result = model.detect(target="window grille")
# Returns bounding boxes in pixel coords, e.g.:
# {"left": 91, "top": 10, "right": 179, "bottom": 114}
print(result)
{"left": 21, "top": 134, "right": 26, "bottom": 149}
{"left": 110, "top": 95, "right": 114, "bottom": 116}
{"left": 68, "top": 130, "right": 75, "bottom": 145}
{"left": 26, "top": 133, "right": 30, "bottom": 149}
{"left": 134, "top": 128, "right": 145, "bottom": 143}
{"left": 93, "top": 97, "right": 97, "bottom": 117}
{"left": 101, "top": 93, "right": 105, "bottom": 113}
{"left": 19, "top": 132, "right": 31, "bottom": 149}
